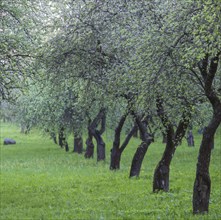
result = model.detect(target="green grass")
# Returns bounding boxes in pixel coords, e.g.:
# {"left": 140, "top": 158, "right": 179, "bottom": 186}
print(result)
{"left": 0, "top": 122, "right": 221, "bottom": 220}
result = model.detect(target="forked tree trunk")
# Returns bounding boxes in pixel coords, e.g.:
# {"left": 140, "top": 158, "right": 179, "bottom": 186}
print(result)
{"left": 153, "top": 98, "right": 190, "bottom": 192}
{"left": 86, "top": 108, "right": 106, "bottom": 161}
{"left": 193, "top": 54, "right": 221, "bottom": 214}
{"left": 129, "top": 114, "right": 153, "bottom": 178}
{"left": 110, "top": 123, "right": 139, "bottom": 170}
{"left": 73, "top": 134, "right": 83, "bottom": 154}
{"left": 153, "top": 127, "right": 174, "bottom": 192}
{"left": 94, "top": 130, "right": 105, "bottom": 161}
{"left": 110, "top": 115, "right": 127, "bottom": 170}
{"left": 93, "top": 109, "right": 106, "bottom": 161}
{"left": 110, "top": 113, "right": 138, "bottom": 170}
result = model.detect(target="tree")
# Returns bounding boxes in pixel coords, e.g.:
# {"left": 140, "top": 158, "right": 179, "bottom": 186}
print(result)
{"left": 152, "top": 0, "right": 221, "bottom": 213}
{"left": 153, "top": 98, "right": 191, "bottom": 192}
{"left": 129, "top": 114, "right": 154, "bottom": 178}
{"left": 0, "top": 0, "right": 50, "bottom": 102}
{"left": 110, "top": 112, "right": 138, "bottom": 170}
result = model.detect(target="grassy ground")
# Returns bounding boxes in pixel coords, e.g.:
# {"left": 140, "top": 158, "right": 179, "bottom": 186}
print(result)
{"left": 0, "top": 122, "right": 220, "bottom": 220}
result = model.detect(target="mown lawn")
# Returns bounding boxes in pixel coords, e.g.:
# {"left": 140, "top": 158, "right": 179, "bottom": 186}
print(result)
{"left": 0, "top": 122, "right": 221, "bottom": 219}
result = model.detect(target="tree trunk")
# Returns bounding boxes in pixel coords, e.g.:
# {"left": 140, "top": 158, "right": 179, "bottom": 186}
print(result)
{"left": 153, "top": 98, "right": 190, "bottom": 192}
{"left": 88, "top": 108, "right": 106, "bottom": 161}
{"left": 84, "top": 128, "right": 94, "bottom": 158}
{"left": 94, "top": 129, "right": 105, "bottom": 161}
{"left": 162, "top": 132, "right": 167, "bottom": 143}
{"left": 73, "top": 134, "right": 83, "bottom": 154}
{"left": 129, "top": 142, "right": 150, "bottom": 177}
{"left": 110, "top": 123, "right": 138, "bottom": 170}
{"left": 84, "top": 137, "right": 94, "bottom": 158}
{"left": 110, "top": 115, "right": 126, "bottom": 170}
{"left": 50, "top": 132, "right": 57, "bottom": 144}
{"left": 133, "top": 129, "right": 138, "bottom": 138}
{"left": 65, "top": 141, "right": 69, "bottom": 152}
{"left": 193, "top": 53, "right": 221, "bottom": 214}
{"left": 187, "top": 130, "right": 194, "bottom": 146}
{"left": 58, "top": 128, "right": 65, "bottom": 148}
{"left": 193, "top": 116, "right": 221, "bottom": 213}
{"left": 153, "top": 129, "right": 174, "bottom": 192}
{"left": 110, "top": 114, "right": 128, "bottom": 170}
{"left": 110, "top": 147, "right": 122, "bottom": 170}
{"left": 129, "top": 114, "right": 153, "bottom": 178}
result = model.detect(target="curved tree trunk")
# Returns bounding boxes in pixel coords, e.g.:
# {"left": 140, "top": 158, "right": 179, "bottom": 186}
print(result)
{"left": 86, "top": 108, "right": 106, "bottom": 161}
{"left": 192, "top": 54, "right": 221, "bottom": 214}
{"left": 94, "top": 130, "right": 105, "bottom": 161}
{"left": 153, "top": 128, "right": 174, "bottom": 192}
{"left": 73, "top": 134, "right": 83, "bottom": 154}
{"left": 193, "top": 113, "right": 221, "bottom": 213}
{"left": 110, "top": 123, "right": 138, "bottom": 170}
{"left": 129, "top": 114, "right": 153, "bottom": 178}
{"left": 129, "top": 142, "right": 150, "bottom": 177}
{"left": 153, "top": 98, "right": 190, "bottom": 192}
{"left": 110, "top": 115, "right": 126, "bottom": 170}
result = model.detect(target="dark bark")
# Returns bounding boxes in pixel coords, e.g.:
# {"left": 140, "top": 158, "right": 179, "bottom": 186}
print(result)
{"left": 129, "top": 115, "right": 153, "bottom": 178}
{"left": 110, "top": 147, "right": 122, "bottom": 170}
{"left": 73, "top": 134, "right": 83, "bottom": 154}
{"left": 84, "top": 124, "right": 94, "bottom": 158}
{"left": 129, "top": 142, "right": 151, "bottom": 177}
{"left": 50, "top": 132, "right": 57, "bottom": 144}
{"left": 193, "top": 53, "right": 221, "bottom": 214}
{"left": 94, "top": 129, "right": 105, "bottom": 161}
{"left": 86, "top": 108, "right": 106, "bottom": 161}
{"left": 65, "top": 141, "right": 69, "bottom": 152}
{"left": 193, "top": 121, "right": 220, "bottom": 213}
{"left": 153, "top": 98, "right": 190, "bottom": 192}
{"left": 110, "top": 114, "right": 127, "bottom": 170}
{"left": 187, "top": 130, "right": 194, "bottom": 146}
{"left": 58, "top": 127, "right": 69, "bottom": 151}
{"left": 153, "top": 126, "right": 174, "bottom": 192}
{"left": 162, "top": 132, "right": 167, "bottom": 143}
{"left": 58, "top": 128, "right": 65, "bottom": 148}
{"left": 133, "top": 129, "right": 138, "bottom": 138}
{"left": 93, "top": 109, "right": 106, "bottom": 161}
{"left": 110, "top": 123, "right": 139, "bottom": 170}
{"left": 110, "top": 113, "right": 139, "bottom": 170}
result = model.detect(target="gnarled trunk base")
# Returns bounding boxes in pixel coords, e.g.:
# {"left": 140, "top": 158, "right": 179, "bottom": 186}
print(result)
{"left": 110, "top": 148, "right": 121, "bottom": 170}
{"left": 129, "top": 142, "right": 149, "bottom": 178}
{"left": 73, "top": 136, "right": 83, "bottom": 154}
{"left": 84, "top": 138, "right": 94, "bottom": 158}
{"left": 153, "top": 164, "right": 169, "bottom": 192}
{"left": 193, "top": 172, "right": 211, "bottom": 214}
{"left": 95, "top": 130, "right": 105, "bottom": 161}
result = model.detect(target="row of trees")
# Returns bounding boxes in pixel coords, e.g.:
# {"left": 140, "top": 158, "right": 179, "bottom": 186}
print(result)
{"left": 1, "top": 0, "right": 220, "bottom": 214}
